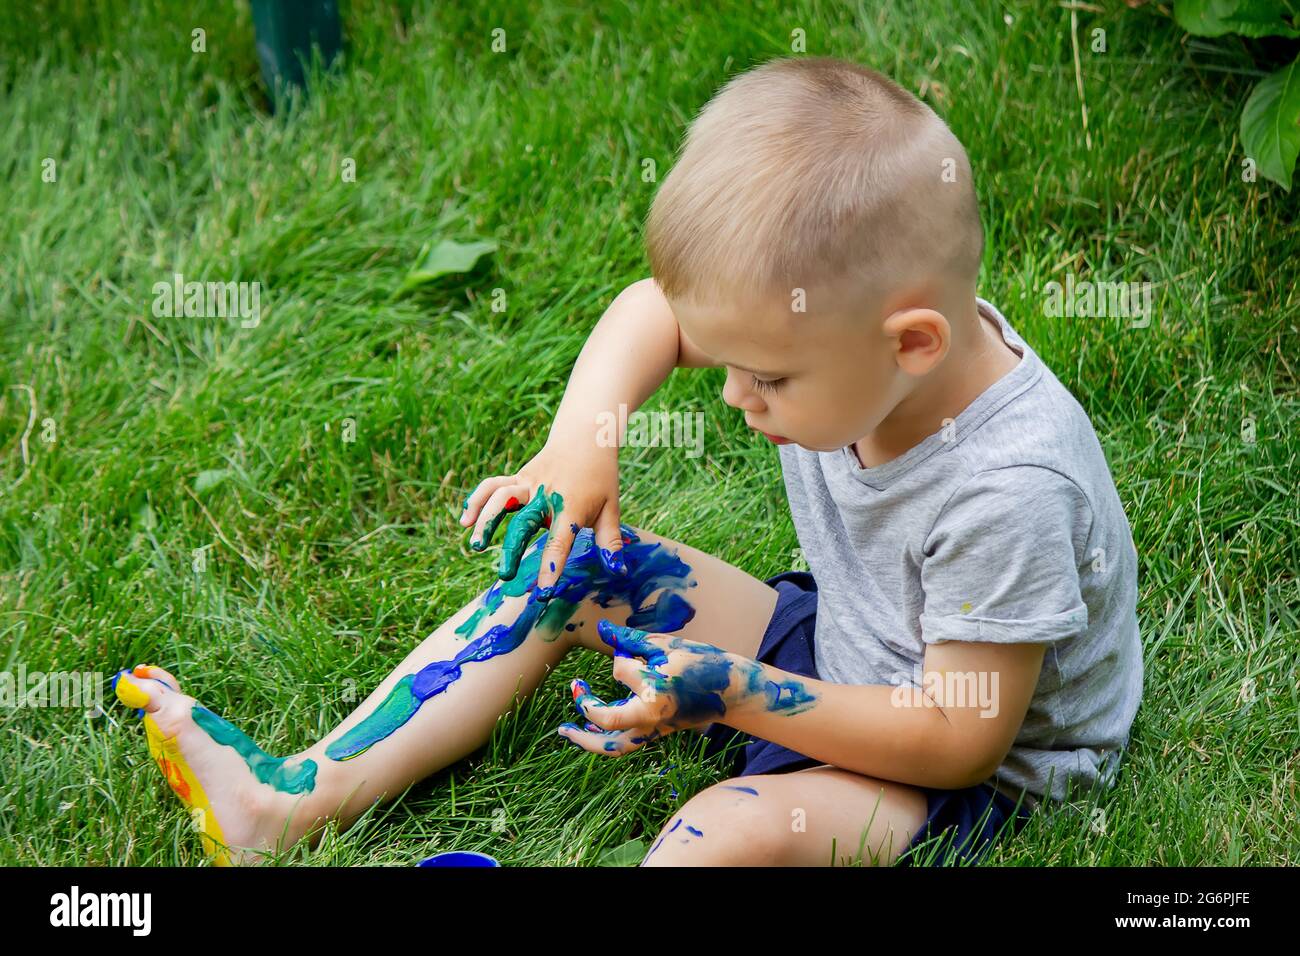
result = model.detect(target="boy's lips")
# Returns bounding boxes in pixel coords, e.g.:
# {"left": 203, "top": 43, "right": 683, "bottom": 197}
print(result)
{"left": 748, "top": 422, "right": 792, "bottom": 444}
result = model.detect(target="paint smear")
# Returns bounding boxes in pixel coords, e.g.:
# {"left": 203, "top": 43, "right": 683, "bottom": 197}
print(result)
{"left": 597, "top": 620, "right": 820, "bottom": 728}
{"left": 326, "top": 524, "right": 697, "bottom": 761}
{"left": 191, "top": 705, "right": 317, "bottom": 794}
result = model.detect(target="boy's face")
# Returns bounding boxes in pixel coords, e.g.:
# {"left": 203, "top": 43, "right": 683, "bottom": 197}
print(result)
{"left": 672, "top": 285, "right": 922, "bottom": 453}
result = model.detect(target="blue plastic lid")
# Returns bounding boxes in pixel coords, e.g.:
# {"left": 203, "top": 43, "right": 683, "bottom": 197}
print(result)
{"left": 417, "top": 851, "right": 500, "bottom": 867}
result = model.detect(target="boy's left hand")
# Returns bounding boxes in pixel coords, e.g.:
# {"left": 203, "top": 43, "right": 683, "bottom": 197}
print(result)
{"left": 556, "top": 620, "right": 740, "bottom": 756}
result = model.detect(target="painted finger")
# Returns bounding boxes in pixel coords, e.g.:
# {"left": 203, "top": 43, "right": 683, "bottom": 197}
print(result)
{"left": 471, "top": 483, "right": 529, "bottom": 551}
{"left": 460, "top": 475, "right": 513, "bottom": 527}
{"left": 500, "top": 484, "right": 562, "bottom": 580}
{"left": 536, "top": 510, "right": 579, "bottom": 589}
{"left": 594, "top": 501, "right": 628, "bottom": 576}
{"left": 569, "top": 677, "right": 637, "bottom": 721}
{"left": 555, "top": 721, "right": 647, "bottom": 756}
{"left": 571, "top": 676, "right": 652, "bottom": 732}
{"left": 596, "top": 619, "right": 669, "bottom": 667}
{"left": 497, "top": 495, "right": 547, "bottom": 578}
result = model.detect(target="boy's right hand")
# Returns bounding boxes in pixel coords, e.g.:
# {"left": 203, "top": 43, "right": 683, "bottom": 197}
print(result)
{"left": 458, "top": 435, "right": 626, "bottom": 589}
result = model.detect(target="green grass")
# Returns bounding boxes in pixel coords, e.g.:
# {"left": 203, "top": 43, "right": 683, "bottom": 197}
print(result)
{"left": 1, "top": 0, "right": 1296, "bottom": 866}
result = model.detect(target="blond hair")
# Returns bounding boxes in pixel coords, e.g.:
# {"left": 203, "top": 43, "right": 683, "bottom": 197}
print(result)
{"left": 646, "top": 57, "right": 984, "bottom": 309}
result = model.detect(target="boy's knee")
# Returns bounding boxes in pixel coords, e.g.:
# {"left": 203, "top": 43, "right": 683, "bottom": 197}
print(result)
{"left": 643, "top": 782, "right": 796, "bottom": 865}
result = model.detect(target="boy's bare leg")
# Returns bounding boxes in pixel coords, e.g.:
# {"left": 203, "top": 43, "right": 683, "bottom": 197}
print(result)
{"left": 114, "top": 526, "right": 779, "bottom": 864}
{"left": 640, "top": 765, "right": 929, "bottom": 867}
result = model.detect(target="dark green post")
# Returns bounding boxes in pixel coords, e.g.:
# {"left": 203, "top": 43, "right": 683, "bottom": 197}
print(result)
{"left": 249, "top": 0, "right": 343, "bottom": 104}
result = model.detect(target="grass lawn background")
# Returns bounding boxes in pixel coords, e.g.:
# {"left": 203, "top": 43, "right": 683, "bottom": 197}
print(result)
{"left": 1, "top": 0, "right": 1296, "bottom": 865}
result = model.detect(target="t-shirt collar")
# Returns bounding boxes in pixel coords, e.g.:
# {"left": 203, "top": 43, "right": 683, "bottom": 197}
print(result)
{"left": 835, "top": 297, "right": 1042, "bottom": 489}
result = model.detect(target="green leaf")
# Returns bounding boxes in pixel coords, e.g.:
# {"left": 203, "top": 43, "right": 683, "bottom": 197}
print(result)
{"left": 1175, "top": 0, "right": 1300, "bottom": 37}
{"left": 595, "top": 838, "right": 647, "bottom": 866}
{"left": 1241, "top": 56, "right": 1300, "bottom": 190}
{"left": 397, "top": 238, "right": 497, "bottom": 295}
{"left": 195, "top": 469, "right": 229, "bottom": 493}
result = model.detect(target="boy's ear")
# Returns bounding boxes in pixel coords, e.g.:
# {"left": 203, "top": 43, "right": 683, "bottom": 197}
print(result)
{"left": 882, "top": 307, "right": 949, "bottom": 375}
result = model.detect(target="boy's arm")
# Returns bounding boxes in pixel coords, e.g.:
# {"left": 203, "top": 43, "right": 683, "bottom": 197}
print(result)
{"left": 547, "top": 276, "right": 717, "bottom": 449}
{"left": 728, "top": 466, "right": 1089, "bottom": 788}
{"left": 725, "top": 639, "right": 1045, "bottom": 789}
{"left": 463, "top": 276, "right": 716, "bottom": 588}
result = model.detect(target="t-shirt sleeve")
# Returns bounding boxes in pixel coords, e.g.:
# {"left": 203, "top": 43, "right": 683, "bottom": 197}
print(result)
{"left": 919, "top": 465, "right": 1093, "bottom": 645}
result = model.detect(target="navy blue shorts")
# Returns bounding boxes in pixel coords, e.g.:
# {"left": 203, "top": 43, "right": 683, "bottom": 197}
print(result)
{"left": 698, "top": 570, "right": 1038, "bottom": 866}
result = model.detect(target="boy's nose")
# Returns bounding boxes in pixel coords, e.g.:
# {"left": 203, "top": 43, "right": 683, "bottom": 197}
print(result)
{"left": 721, "top": 369, "right": 764, "bottom": 412}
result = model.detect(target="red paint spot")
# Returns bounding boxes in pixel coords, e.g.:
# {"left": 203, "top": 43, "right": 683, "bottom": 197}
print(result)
{"left": 157, "top": 753, "right": 192, "bottom": 801}
{"left": 504, "top": 496, "right": 520, "bottom": 510}
{"left": 542, "top": 515, "right": 552, "bottom": 528}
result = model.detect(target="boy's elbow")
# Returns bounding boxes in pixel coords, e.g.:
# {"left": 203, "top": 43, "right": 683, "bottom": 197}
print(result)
{"left": 961, "top": 741, "right": 1014, "bottom": 789}
{"left": 926, "top": 718, "right": 1006, "bottom": 789}
{"left": 957, "top": 752, "right": 1003, "bottom": 790}
{"left": 926, "top": 758, "right": 993, "bottom": 791}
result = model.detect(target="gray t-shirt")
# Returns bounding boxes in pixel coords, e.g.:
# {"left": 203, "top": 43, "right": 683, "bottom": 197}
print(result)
{"left": 778, "top": 297, "right": 1143, "bottom": 805}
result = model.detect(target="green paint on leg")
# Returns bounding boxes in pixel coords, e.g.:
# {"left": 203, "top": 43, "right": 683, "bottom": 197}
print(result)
{"left": 537, "top": 595, "right": 582, "bottom": 639}
{"left": 191, "top": 704, "right": 318, "bottom": 794}
{"left": 324, "top": 674, "right": 422, "bottom": 761}
{"left": 454, "top": 605, "right": 491, "bottom": 639}
{"left": 453, "top": 568, "right": 517, "bottom": 639}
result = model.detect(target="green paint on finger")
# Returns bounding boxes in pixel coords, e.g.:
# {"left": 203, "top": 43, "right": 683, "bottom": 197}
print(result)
{"left": 499, "top": 485, "right": 564, "bottom": 579}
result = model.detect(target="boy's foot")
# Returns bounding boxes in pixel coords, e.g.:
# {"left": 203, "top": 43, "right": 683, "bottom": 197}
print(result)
{"left": 114, "top": 664, "right": 319, "bottom": 866}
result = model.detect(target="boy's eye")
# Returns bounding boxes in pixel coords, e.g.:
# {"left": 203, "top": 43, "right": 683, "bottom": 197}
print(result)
{"left": 751, "top": 374, "right": 785, "bottom": 393}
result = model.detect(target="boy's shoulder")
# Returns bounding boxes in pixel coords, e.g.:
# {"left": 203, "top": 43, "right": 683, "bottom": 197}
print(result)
{"left": 940, "top": 298, "right": 1119, "bottom": 514}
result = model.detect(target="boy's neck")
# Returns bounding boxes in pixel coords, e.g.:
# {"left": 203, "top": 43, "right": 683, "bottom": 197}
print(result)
{"left": 852, "top": 299, "right": 1022, "bottom": 469}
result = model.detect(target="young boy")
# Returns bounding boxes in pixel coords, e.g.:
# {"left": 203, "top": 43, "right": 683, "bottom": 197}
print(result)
{"left": 115, "top": 56, "right": 1143, "bottom": 867}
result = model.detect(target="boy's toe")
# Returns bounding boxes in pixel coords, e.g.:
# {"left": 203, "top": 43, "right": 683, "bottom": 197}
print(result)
{"left": 133, "top": 663, "right": 180, "bottom": 693}
{"left": 114, "top": 671, "right": 161, "bottom": 713}
{"left": 115, "top": 664, "right": 184, "bottom": 715}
